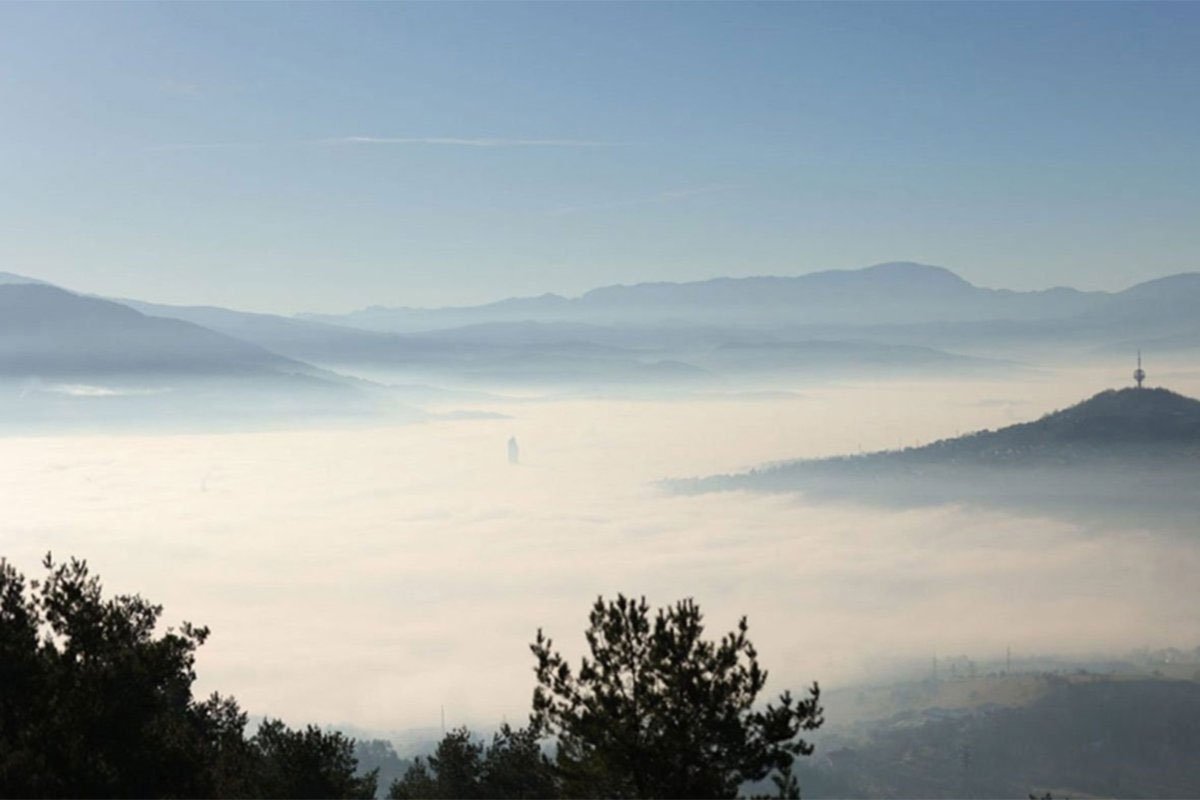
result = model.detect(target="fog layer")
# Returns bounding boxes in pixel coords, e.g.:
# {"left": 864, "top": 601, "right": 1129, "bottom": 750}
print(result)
{"left": 3, "top": 365, "right": 1198, "bottom": 734}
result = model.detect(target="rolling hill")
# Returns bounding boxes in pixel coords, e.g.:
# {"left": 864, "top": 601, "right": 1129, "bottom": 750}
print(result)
{"left": 689, "top": 387, "right": 1200, "bottom": 479}
{"left": 0, "top": 283, "right": 311, "bottom": 378}
{"left": 0, "top": 283, "right": 406, "bottom": 431}
{"left": 671, "top": 386, "right": 1200, "bottom": 523}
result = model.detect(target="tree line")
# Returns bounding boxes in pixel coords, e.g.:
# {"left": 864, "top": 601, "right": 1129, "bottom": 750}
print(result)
{"left": 0, "top": 555, "right": 821, "bottom": 799}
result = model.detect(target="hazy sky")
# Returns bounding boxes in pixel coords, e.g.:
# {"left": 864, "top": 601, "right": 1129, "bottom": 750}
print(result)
{"left": 2, "top": 2, "right": 1199, "bottom": 312}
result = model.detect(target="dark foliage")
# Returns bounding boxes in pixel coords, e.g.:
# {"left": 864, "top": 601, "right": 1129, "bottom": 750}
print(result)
{"left": 481, "top": 723, "right": 559, "bottom": 799}
{"left": 252, "top": 719, "right": 376, "bottom": 799}
{"left": 531, "top": 594, "right": 823, "bottom": 799}
{"left": 0, "top": 554, "right": 374, "bottom": 798}
{"left": 355, "top": 739, "right": 412, "bottom": 797}
{"left": 387, "top": 725, "right": 555, "bottom": 799}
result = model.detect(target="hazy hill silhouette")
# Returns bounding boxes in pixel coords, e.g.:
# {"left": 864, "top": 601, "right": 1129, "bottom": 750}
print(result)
{"left": 907, "top": 387, "right": 1200, "bottom": 460}
{"left": 301, "top": 262, "right": 1112, "bottom": 332}
{"left": 0, "top": 270, "right": 50, "bottom": 286}
{"left": 1086, "top": 273, "right": 1200, "bottom": 328}
{"left": 118, "top": 296, "right": 411, "bottom": 364}
{"left": 118, "top": 295, "right": 1001, "bottom": 387}
{"left": 0, "top": 284, "right": 403, "bottom": 433}
{"left": 672, "top": 387, "right": 1200, "bottom": 525}
{"left": 7, "top": 264, "right": 1200, "bottom": 385}
{"left": 797, "top": 676, "right": 1200, "bottom": 799}
{"left": 0, "top": 283, "right": 310, "bottom": 378}
{"left": 697, "top": 388, "right": 1200, "bottom": 480}
{"left": 292, "top": 262, "right": 1200, "bottom": 365}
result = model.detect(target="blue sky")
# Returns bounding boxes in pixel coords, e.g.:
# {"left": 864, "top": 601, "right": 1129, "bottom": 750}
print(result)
{"left": 2, "top": 2, "right": 1199, "bottom": 312}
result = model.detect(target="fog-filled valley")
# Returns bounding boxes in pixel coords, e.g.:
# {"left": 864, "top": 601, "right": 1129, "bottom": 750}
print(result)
{"left": 9, "top": 3, "right": 1200, "bottom": 794}
{"left": 4, "top": 264, "right": 1200, "bottom": 797}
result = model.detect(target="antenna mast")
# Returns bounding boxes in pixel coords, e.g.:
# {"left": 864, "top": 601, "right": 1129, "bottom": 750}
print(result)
{"left": 1134, "top": 350, "right": 1146, "bottom": 389}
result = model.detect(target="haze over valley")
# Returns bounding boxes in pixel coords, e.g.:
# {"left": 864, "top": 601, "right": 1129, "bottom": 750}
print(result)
{"left": 6, "top": 3, "right": 1200, "bottom": 795}
{"left": 3, "top": 264, "right": 1200, "bottom": 765}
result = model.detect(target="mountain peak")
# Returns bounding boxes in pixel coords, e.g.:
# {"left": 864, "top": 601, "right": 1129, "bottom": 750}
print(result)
{"left": 857, "top": 261, "right": 971, "bottom": 284}
{"left": 1025, "top": 387, "right": 1200, "bottom": 442}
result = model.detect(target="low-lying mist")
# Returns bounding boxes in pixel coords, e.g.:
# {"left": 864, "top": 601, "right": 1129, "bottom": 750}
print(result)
{"left": 2, "top": 363, "right": 1198, "bottom": 737}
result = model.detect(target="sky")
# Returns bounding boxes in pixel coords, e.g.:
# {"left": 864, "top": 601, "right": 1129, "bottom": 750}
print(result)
{"left": 2, "top": 2, "right": 1199, "bottom": 313}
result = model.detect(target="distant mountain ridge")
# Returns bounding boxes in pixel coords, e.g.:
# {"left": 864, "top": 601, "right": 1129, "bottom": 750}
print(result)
{"left": 7, "top": 263, "right": 1199, "bottom": 340}
{"left": 116, "top": 296, "right": 401, "bottom": 363}
{"left": 300, "top": 262, "right": 1119, "bottom": 332}
{"left": 5, "top": 263, "right": 1200, "bottom": 385}
{"left": 0, "top": 271, "right": 1004, "bottom": 390}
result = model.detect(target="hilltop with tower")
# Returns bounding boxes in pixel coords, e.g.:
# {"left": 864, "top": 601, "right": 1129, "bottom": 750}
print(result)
{"left": 670, "top": 357, "right": 1200, "bottom": 518}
